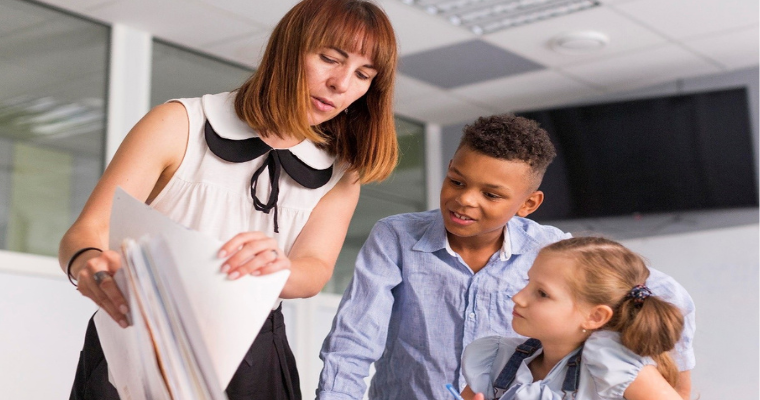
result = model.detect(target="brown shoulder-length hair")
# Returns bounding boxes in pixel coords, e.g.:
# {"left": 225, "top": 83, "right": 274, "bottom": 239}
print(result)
{"left": 543, "top": 237, "right": 684, "bottom": 387}
{"left": 235, "top": 0, "right": 398, "bottom": 183}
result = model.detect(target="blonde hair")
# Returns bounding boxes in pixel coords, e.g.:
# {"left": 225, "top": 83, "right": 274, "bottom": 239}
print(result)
{"left": 235, "top": 0, "right": 398, "bottom": 183}
{"left": 543, "top": 237, "right": 684, "bottom": 387}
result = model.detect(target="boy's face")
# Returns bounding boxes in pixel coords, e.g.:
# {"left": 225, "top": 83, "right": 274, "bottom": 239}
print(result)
{"left": 440, "top": 146, "right": 543, "bottom": 247}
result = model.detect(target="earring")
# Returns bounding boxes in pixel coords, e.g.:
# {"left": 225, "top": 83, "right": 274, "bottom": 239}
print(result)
{"left": 582, "top": 329, "right": 587, "bottom": 333}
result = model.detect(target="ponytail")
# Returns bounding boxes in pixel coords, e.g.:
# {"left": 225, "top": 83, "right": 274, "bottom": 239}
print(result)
{"left": 543, "top": 237, "right": 685, "bottom": 388}
{"left": 607, "top": 293, "right": 684, "bottom": 386}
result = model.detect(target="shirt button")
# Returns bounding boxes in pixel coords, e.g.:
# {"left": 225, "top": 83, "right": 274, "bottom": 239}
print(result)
{"left": 469, "top": 312, "right": 476, "bottom": 319}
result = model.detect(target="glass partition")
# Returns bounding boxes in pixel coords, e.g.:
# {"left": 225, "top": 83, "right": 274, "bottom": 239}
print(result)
{"left": 0, "top": 0, "right": 108, "bottom": 257}
{"left": 151, "top": 40, "right": 252, "bottom": 107}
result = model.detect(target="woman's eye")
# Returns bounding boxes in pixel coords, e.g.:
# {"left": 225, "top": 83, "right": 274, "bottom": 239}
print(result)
{"left": 449, "top": 178, "right": 463, "bottom": 186}
{"left": 320, "top": 54, "right": 337, "bottom": 64}
{"left": 356, "top": 71, "right": 370, "bottom": 80}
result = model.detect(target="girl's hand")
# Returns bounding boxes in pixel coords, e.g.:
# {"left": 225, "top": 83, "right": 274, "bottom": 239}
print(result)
{"left": 75, "top": 250, "right": 130, "bottom": 328}
{"left": 460, "top": 385, "right": 484, "bottom": 400}
{"left": 218, "top": 232, "right": 291, "bottom": 279}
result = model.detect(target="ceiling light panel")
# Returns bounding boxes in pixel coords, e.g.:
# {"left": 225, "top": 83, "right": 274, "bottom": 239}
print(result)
{"left": 400, "top": 0, "right": 601, "bottom": 35}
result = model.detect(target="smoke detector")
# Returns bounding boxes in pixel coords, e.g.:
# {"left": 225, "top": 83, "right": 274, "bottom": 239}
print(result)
{"left": 550, "top": 31, "right": 609, "bottom": 54}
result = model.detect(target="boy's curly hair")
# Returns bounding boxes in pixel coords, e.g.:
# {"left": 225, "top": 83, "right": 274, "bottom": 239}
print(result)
{"left": 458, "top": 114, "right": 556, "bottom": 181}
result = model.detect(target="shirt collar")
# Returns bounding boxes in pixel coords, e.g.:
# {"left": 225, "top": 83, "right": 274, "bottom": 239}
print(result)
{"left": 412, "top": 212, "right": 543, "bottom": 261}
{"left": 201, "top": 91, "right": 335, "bottom": 170}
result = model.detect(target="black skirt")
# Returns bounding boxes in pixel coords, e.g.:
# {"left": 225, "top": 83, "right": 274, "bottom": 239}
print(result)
{"left": 70, "top": 305, "right": 301, "bottom": 400}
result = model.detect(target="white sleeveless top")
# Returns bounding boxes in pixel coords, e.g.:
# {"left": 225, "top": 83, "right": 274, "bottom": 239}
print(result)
{"left": 150, "top": 91, "right": 347, "bottom": 256}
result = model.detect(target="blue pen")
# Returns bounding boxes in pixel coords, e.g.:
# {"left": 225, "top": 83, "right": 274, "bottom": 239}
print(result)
{"left": 445, "top": 383, "right": 465, "bottom": 400}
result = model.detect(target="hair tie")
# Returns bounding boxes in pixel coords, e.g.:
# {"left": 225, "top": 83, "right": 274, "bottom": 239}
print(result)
{"left": 627, "top": 284, "right": 652, "bottom": 305}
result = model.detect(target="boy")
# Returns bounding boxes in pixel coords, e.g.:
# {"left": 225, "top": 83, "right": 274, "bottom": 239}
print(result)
{"left": 316, "top": 114, "right": 695, "bottom": 399}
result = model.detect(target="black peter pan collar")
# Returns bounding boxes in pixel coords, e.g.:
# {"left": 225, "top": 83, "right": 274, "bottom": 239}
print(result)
{"left": 201, "top": 92, "right": 334, "bottom": 233}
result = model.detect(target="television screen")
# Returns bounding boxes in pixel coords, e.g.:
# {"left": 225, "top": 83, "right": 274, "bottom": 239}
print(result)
{"left": 520, "top": 87, "right": 758, "bottom": 221}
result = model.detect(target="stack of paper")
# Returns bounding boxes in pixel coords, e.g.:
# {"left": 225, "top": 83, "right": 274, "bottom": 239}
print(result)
{"left": 94, "top": 188, "right": 290, "bottom": 400}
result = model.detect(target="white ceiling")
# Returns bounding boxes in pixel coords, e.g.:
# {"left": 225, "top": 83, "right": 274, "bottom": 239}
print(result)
{"left": 34, "top": 0, "right": 760, "bottom": 125}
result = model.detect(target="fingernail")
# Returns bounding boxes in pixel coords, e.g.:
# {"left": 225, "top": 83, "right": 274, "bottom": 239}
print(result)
{"left": 218, "top": 250, "right": 227, "bottom": 258}
{"left": 250, "top": 270, "right": 261, "bottom": 276}
{"left": 119, "top": 320, "right": 128, "bottom": 328}
{"left": 228, "top": 271, "right": 240, "bottom": 280}
{"left": 221, "top": 264, "right": 230, "bottom": 273}
{"left": 120, "top": 305, "right": 129, "bottom": 314}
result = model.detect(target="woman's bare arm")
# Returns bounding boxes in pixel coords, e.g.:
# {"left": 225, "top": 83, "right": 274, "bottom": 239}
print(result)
{"left": 218, "top": 169, "right": 360, "bottom": 298}
{"left": 59, "top": 102, "right": 188, "bottom": 324}
{"left": 281, "top": 171, "right": 360, "bottom": 297}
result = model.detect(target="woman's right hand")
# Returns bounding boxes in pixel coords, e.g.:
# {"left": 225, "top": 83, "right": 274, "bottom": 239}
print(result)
{"left": 75, "top": 249, "right": 130, "bottom": 328}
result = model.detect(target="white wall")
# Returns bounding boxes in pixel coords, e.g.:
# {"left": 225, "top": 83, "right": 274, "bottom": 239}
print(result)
{"left": 0, "top": 260, "right": 96, "bottom": 399}
{"left": 621, "top": 223, "right": 759, "bottom": 400}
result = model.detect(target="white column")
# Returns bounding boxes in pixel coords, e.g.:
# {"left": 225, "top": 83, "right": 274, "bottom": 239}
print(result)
{"left": 283, "top": 294, "right": 344, "bottom": 398}
{"left": 106, "top": 24, "right": 153, "bottom": 164}
{"left": 424, "top": 123, "right": 443, "bottom": 210}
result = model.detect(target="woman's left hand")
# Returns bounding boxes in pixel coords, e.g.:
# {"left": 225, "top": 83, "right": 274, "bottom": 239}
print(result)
{"left": 218, "top": 232, "right": 291, "bottom": 280}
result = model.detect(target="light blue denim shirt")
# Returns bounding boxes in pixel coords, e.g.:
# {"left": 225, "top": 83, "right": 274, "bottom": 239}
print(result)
{"left": 316, "top": 210, "right": 695, "bottom": 400}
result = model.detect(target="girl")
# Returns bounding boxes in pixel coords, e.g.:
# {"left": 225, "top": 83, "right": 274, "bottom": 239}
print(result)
{"left": 61, "top": 1, "right": 398, "bottom": 399}
{"left": 460, "top": 237, "right": 685, "bottom": 400}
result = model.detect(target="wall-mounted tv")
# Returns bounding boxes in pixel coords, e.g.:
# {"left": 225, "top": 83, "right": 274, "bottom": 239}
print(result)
{"left": 519, "top": 87, "right": 758, "bottom": 222}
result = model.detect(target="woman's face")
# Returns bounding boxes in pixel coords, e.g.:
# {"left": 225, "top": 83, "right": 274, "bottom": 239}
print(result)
{"left": 304, "top": 47, "right": 377, "bottom": 125}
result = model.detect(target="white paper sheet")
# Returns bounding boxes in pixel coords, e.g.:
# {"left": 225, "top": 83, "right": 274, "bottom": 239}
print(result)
{"left": 94, "top": 269, "right": 172, "bottom": 400}
{"left": 95, "top": 187, "right": 290, "bottom": 397}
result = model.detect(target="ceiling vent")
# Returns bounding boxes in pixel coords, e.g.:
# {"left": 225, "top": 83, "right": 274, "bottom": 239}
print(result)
{"left": 399, "top": 0, "right": 600, "bottom": 35}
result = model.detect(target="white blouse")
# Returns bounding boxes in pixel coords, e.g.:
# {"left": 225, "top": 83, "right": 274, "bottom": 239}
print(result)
{"left": 150, "top": 91, "right": 347, "bottom": 256}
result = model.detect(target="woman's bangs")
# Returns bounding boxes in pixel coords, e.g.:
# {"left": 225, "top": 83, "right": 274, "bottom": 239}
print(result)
{"left": 309, "top": 8, "right": 396, "bottom": 81}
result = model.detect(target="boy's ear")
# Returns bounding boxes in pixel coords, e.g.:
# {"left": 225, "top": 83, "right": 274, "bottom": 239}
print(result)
{"left": 582, "top": 305, "right": 613, "bottom": 331}
{"left": 516, "top": 190, "right": 544, "bottom": 217}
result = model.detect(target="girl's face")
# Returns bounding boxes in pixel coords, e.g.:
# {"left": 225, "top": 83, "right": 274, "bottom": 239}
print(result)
{"left": 304, "top": 46, "right": 377, "bottom": 125}
{"left": 511, "top": 251, "right": 590, "bottom": 345}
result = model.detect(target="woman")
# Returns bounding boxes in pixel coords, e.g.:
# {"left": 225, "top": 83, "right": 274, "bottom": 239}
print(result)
{"left": 61, "top": 1, "right": 398, "bottom": 399}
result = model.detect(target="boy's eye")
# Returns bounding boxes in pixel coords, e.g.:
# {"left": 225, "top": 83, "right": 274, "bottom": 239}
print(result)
{"left": 448, "top": 178, "right": 463, "bottom": 186}
{"left": 538, "top": 289, "right": 549, "bottom": 298}
{"left": 484, "top": 192, "right": 501, "bottom": 199}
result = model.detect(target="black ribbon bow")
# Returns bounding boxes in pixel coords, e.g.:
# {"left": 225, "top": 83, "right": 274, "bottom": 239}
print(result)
{"left": 204, "top": 120, "right": 333, "bottom": 233}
